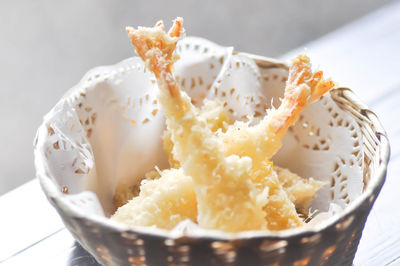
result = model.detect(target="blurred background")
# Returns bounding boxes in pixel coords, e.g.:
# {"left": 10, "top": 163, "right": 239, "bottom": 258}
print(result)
{"left": 0, "top": 0, "right": 394, "bottom": 195}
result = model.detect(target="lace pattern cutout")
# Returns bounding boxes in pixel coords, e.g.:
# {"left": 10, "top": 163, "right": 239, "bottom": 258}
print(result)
{"left": 176, "top": 37, "right": 265, "bottom": 121}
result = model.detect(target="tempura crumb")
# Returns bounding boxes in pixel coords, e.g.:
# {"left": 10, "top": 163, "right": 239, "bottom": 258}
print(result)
{"left": 111, "top": 168, "right": 197, "bottom": 229}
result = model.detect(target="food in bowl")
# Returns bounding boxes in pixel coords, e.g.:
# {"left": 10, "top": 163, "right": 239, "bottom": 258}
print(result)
{"left": 111, "top": 17, "right": 334, "bottom": 232}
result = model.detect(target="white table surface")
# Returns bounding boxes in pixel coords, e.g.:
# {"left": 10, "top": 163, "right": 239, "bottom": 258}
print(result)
{"left": 1, "top": 1, "right": 399, "bottom": 265}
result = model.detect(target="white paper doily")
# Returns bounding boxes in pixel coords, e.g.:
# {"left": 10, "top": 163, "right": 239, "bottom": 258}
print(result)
{"left": 34, "top": 37, "right": 363, "bottom": 221}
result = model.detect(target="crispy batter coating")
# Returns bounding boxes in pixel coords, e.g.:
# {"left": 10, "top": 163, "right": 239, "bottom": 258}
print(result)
{"left": 112, "top": 168, "right": 197, "bottom": 229}
{"left": 275, "top": 166, "right": 324, "bottom": 210}
{"left": 163, "top": 99, "right": 231, "bottom": 169}
{"left": 113, "top": 169, "right": 161, "bottom": 208}
{"left": 112, "top": 165, "right": 323, "bottom": 230}
{"left": 116, "top": 18, "right": 333, "bottom": 232}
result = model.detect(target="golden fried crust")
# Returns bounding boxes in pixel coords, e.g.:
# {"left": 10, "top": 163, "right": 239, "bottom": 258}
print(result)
{"left": 113, "top": 170, "right": 162, "bottom": 208}
{"left": 162, "top": 99, "right": 231, "bottom": 169}
{"left": 275, "top": 166, "right": 324, "bottom": 209}
{"left": 112, "top": 164, "right": 322, "bottom": 230}
{"left": 162, "top": 130, "right": 181, "bottom": 169}
{"left": 111, "top": 169, "right": 197, "bottom": 229}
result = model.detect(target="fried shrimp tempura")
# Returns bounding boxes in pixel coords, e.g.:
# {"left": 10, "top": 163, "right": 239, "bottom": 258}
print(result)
{"left": 126, "top": 18, "right": 269, "bottom": 232}
{"left": 222, "top": 54, "right": 335, "bottom": 163}
{"left": 218, "top": 54, "right": 334, "bottom": 229}
{"left": 163, "top": 131, "right": 323, "bottom": 212}
{"left": 114, "top": 18, "right": 334, "bottom": 232}
{"left": 157, "top": 53, "right": 332, "bottom": 230}
{"left": 112, "top": 165, "right": 324, "bottom": 229}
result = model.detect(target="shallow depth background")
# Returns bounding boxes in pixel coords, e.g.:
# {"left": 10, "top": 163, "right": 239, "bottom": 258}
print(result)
{"left": 0, "top": 0, "right": 394, "bottom": 195}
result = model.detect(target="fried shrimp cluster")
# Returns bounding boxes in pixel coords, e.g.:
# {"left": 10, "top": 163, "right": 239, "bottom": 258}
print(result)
{"left": 111, "top": 18, "right": 333, "bottom": 232}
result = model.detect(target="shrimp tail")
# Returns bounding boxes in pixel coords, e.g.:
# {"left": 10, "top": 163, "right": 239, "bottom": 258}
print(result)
{"left": 273, "top": 53, "right": 335, "bottom": 135}
{"left": 126, "top": 17, "right": 185, "bottom": 97}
